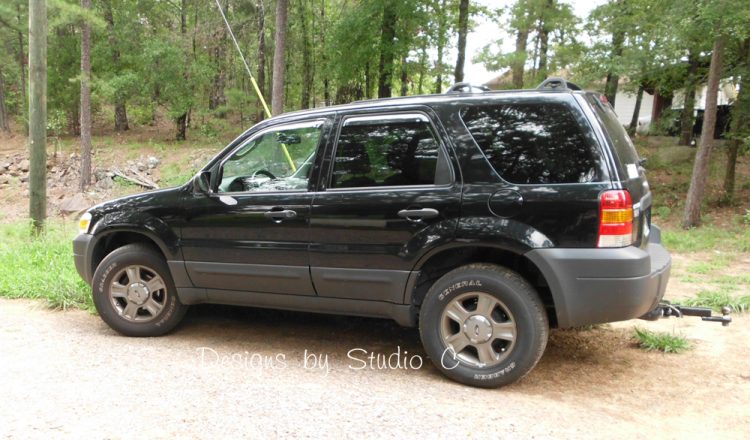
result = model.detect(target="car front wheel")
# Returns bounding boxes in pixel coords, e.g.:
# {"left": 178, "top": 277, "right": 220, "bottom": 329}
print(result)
{"left": 92, "top": 243, "right": 188, "bottom": 336}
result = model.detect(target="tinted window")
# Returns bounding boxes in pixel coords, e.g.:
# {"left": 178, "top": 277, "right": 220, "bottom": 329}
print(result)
{"left": 585, "top": 94, "right": 641, "bottom": 175}
{"left": 331, "top": 115, "right": 443, "bottom": 188}
{"left": 461, "top": 103, "right": 605, "bottom": 184}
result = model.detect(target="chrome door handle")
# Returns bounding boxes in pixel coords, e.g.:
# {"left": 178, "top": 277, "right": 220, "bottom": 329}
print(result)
{"left": 263, "top": 209, "right": 297, "bottom": 220}
{"left": 397, "top": 208, "right": 439, "bottom": 219}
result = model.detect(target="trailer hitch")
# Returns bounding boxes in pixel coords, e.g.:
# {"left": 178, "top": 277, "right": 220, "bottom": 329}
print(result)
{"left": 641, "top": 302, "right": 732, "bottom": 326}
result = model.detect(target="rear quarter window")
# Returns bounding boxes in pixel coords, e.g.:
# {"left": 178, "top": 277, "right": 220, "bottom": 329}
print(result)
{"left": 460, "top": 102, "right": 606, "bottom": 184}
{"left": 585, "top": 94, "right": 641, "bottom": 178}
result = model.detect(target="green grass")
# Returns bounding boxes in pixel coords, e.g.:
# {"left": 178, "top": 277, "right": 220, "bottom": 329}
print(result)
{"left": 685, "top": 255, "right": 732, "bottom": 274}
{"left": 662, "top": 224, "right": 750, "bottom": 253}
{"left": 713, "top": 274, "right": 750, "bottom": 285}
{"left": 160, "top": 162, "right": 195, "bottom": 188}
{"left": 0, "top": 221, "right": 93, "bottom": 311}
{"left": 633, "top": 327, "right": 691, "bottom": 353}
{"left": 683, "top": 290, "right": 750, "bottom": 313}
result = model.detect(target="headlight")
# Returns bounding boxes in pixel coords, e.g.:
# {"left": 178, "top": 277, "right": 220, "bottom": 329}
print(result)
{"left": 78, "top": 212, "right": 92, "bottom": 235}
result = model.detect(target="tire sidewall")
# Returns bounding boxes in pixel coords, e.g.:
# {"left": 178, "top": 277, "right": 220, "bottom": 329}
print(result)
{"left": 92, "top": 246, "right": 184, "bottom": 337}
{"left": 420, "top": 267, "right": 547, "bottom": 388}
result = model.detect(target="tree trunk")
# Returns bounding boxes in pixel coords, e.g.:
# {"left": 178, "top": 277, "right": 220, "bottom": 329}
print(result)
{"left": 378, "top": 1, "right": 397, "bottom": 98}
{"left": 79, "top": 0, "right": 92, "bottom": 192}
{"left": 103, "top": 0, "right": 129, "bottom": 131}
{"left": 17, "top": 5, "right": 28, "bottom": 132}
{"left": 365, "top": 62, "right": 374, "bottom": 99}
{"left": 453, "top": 0, "right": 469, "bottom": 83}
{"left": 400, "top": 55, "right": 408, "bottom": 96}
{"left": 0, "top": 67, "right": 9, "bottom": 132}
{"left": 417, "top": 41, "right": 427, "bottom": 94}
{"left": 678, "top": 84, "right": 697, "bottom": 145}
{"left": 723, "top": 39, "right": 750, "bottom": 200}
{"left": 175, "top": 113, "right": 187, "bottom": 141}
{"left": 209, "top": 2, "right": 228, "bottom": 112}
{"left": 29, "top": 0, "right": 47, "bottom": 233}
{"left": 309, "top": 4, "right": 317, "bottom": 108}
{"left": 174, "top": 0, "right": 189, "bottom": 140}
{"left": 512, "top": 28, "right": 528, "bottom": 89}
{"left": 537, "top": 0, "right": 552, "bottom": 81}
{"left": 271, "top": 0, "right": 288, "bottom": 116}
{"left": 678, "top": 53, "right": 699, "bottom": 146}
{"left": 628, "top": 85, "right": 644, "bottom": 135}
{"left": 320, "top": 0, "right": 330, "bottom": 106}
{"left": 604, "top": 30, "right": 624, "bottom": 106}
{"left": 180, "top": 0, "right": 187, "bottom": 33}
{"left": 683, "top": 35, "right": 726, "bottom": 228}
{"left": 530, "top": 25, "right": 540, "bottom": 78}
{"left": 257, "top": 0, "right": 267, "bottom": 119}
{"left": 300, "top": 1, "right": 312, "bottom": 109}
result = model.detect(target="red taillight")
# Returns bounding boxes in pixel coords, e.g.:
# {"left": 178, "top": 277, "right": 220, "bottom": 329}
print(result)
{"left": 598, "top": 190, "right": 634, "bottom": 248}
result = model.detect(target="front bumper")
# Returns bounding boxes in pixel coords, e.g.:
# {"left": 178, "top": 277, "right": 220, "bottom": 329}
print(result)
{"left": 73, "top": 233, "right": 95, "bottom": 285}
{"left": 526, "top": 227, "right": 671, "bottom": 328}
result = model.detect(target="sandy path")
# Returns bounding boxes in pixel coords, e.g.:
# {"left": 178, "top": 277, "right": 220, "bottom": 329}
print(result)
{"left": 0, "top": 298, "right": 748, "bottom": 439}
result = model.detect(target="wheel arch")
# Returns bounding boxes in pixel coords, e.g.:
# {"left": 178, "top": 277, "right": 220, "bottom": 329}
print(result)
{"left": 89, "top": 228, "right": 170, "bottom": 278}
{"left": 406, "top": 244, "right": 559, "bottom": 328}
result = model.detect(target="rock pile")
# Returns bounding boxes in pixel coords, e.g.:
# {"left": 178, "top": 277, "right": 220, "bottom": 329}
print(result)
{"left": 0, "top": 152, "right": 162, "bottom": 216}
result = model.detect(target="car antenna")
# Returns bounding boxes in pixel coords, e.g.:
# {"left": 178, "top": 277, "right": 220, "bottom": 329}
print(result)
{"left": 214, "top": 0, "right": 296, "bottom": 172}
{"left": 215, "top": 0, "right": 272, "bottom": 119}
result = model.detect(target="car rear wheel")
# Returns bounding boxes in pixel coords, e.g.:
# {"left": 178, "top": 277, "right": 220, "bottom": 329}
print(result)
{"left": 92, "top": 244, "right": 187, "bottom": 336}
{"left": 419, "top": 263, "right": 548, "bottom": 388}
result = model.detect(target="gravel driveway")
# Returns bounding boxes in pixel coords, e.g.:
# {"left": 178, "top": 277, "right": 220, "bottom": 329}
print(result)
{"left": 0, "top": 298, "right": 748, "bottom": 439}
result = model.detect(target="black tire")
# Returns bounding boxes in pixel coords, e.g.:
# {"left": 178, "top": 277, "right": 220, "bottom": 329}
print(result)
{"left": 419, "top": 263, "right": 548, "bottom": 388}
{"left": 92, "top": 244, "right": 188, "bottom": 337}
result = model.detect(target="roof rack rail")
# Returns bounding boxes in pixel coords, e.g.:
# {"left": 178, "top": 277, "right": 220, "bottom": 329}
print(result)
{"left": 537, "top": 77, "right": 582, "bottom": 91}
{"left": 445, "top": 82, "right": 491, "bottom": 94}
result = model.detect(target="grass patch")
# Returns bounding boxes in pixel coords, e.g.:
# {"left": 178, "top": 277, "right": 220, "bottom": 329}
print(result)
{"left": 0, "top": 221, "right": 93, "bottom": 311}
{"left": 713, "top": 274, "right": 750, "bottom": 285}
{"left": 113, "top": 175, "right": 142, "bottom": 190}
{"left": 633, "top": 327, "right": 691, "bottom": 353}
{"left": 685, "top": 254, "right": 732, "bottom": 274}
{"left": 683, "top": 290, "right": 750, "bottom": 313}
{"left": 160, "top": 162, "right": 195, "bottom": 188}
{"left": 662, "top": 225, "right": 750, "bottom": 253}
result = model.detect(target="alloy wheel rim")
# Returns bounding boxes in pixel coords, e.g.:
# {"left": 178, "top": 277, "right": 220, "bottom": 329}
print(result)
{"left": 109, "top": 265, "right": 167, "bottom": 323}
{"left": 439, "top": 291, "right": 517, "bottom": 368}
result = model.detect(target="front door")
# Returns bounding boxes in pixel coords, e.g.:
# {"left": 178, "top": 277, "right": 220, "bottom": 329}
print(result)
{"left": 181, "top": 119, "right": 330, "bottom": 296}
{"left": 309, "top": 110, "right": 461, "bottom": 303}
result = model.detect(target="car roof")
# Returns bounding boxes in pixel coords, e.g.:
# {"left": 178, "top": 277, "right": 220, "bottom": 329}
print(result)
{"left": 264, "top": 89, "right": 590, "bottom": 122}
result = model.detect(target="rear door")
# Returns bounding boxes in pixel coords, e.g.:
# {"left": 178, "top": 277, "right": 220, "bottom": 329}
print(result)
{"left": 308, "top": 109, "right": 461, "bottom": 303}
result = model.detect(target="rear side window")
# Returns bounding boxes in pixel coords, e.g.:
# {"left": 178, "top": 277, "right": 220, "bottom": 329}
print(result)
{"left": 330, "top": 114, "right": 447, "bottom": 188}
{"left": 460, "top": 103, "right": 605, "bottom": 184}
{"left": 585, "top": 94, "right": 641, "bottom": 176}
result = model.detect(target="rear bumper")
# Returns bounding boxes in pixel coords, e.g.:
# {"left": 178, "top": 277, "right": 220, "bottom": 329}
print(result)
{"left": 73, "top": 233, "right": 95, "bottom": 285}
{"left": 526, "top": 226, "right": 671, "bottom": 328}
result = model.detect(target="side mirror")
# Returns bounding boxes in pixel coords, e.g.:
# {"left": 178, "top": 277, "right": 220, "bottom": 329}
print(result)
{"left": 194, "top": 171, "right": 213, "bottom": 195}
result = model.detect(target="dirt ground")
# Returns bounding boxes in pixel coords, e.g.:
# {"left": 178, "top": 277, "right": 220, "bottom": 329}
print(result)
{"left": 0, "top": 293, "right": 748, "bottom": 439}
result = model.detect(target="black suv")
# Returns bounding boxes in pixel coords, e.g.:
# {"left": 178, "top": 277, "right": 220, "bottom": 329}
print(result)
{"left": 73, "top": 81, "right": 671, "bottom": 387}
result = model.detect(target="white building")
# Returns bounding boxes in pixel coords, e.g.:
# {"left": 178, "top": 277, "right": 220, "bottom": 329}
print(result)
{"left": 612, "top": 90, "right": 654, "bottom": 127}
